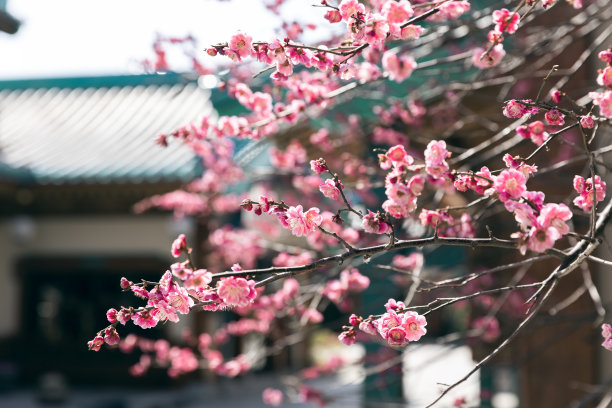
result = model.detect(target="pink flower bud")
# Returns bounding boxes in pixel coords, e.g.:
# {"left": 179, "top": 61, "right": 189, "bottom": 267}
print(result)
{"left": 171, "top": 234, "right": 187, "bottom": 258}
{"left": 550, "top": 89, "right": 563, "bottom": 104}
{"left": 120, "top": 277, "right": 133, "bottom": 290}
{"left": 206, "top": 48, "right": 218, "bottom": 56}
{"left": 338, "top": 330, "right": 356, "bottom": 346}
{"left": 240, "top": 199, "right": 253, "bottom": 211}
{"left": 310, "top": 159, "right": 327, "bottom": 175}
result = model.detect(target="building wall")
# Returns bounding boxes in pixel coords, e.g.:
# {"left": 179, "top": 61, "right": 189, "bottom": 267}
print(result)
{"left": 0, "top": 214, "right": 194, "bottom": 338}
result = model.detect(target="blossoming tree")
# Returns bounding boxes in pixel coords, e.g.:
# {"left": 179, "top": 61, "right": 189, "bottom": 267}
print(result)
{"left": 89, "top": 0, "right": 612, "bottom": 406}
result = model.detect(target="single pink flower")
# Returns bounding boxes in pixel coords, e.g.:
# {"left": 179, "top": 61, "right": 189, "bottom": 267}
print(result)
{"left": 471, "top": 317, "right": 500, "bottom": 342}
{"left": 104, "top": 327, "right": 120, "bottom": 346}
{"left": 503, "top": 100, "right": 527, "bottom": 118}
{"left": 493, "top": 169, "right": 526, "bottom": 201}
{"left": 88, "top": 335, "right": 105, "bottom": 351}
{"left": 340, "top": 268, "right": 370, "bottom": 292}
{"left": 132, "top": 310, "right": 159, "bottom": 329}
{"left": 338, "top": 330, "right": 356, "bottom": 346}
{"left": 171, "top": 233, "right": 186, "bottom": 258}
{"left": 473, "top": 44, "right": 506, "bottom": 69}
{"left": 400, "top": 24, "right": 424, "bottom": 40}
{"left": 597, "top": 66, "right": 612, "bottom": 87}
{"left": 339, "top": 0, "right": 365, "bottom": 21}
{"left": 319, "top": 179, "right": 341, "bottom": 200}
{"left": 402, "top": 311, "right": 427, "bottom": 342}
{"left": 537, "top": 203, "right": 572, "bottom": 235}
{"left": 527, "top": 226, "right": 561, "bottom": 253}
{"left": 381, "top": 0, "right": 413, "bottom": 24}
{"left": 580, "top": 115, "right": 595, "bottom": 129}
{"left": 228, "top": 32, "right": 254, "bottom": 60}
{"left": 492, "top": 8, "right": 520, "bottom": 34}
{"left": 382, "top": 51, "right": 417, "bottom": 82}
{"left": 286, "top": 205, "right": 323, "bottom": 236}
{"left": 217, "top": 277, "right": 257, "bottom": 307}
{"left": 599, "top": 49, "right": 612, "bottom": 64}
{"left": 386, "top": 326, "right": 408, "bottom": 346}
{"left": 424, "top": 140, "right": 451, "bottom": 178}
{"left": 362, "top": 210, "right": 391, "bottom": 234}
{"left": 545, "top": 109, "right": 565, "bottom": 126}
{"left": 263, "top": 388, "right": 284, "bottom": 406}
{"left": 324, "top": 10, "right": 342, "bottom": 23}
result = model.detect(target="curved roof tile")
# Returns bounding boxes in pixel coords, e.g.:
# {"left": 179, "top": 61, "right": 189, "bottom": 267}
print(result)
{"left": 0, "top": 74, "right": 212, "bottom": 185}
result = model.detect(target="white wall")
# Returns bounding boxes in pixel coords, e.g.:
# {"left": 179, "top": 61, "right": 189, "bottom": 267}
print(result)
{"left": 0, "top": 214, "right": 195, "bottom": 338}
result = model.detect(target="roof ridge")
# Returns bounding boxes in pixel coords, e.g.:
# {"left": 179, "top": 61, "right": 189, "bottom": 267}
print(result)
{"left": 0, "top": 72, "right": 199, "bottom": 91}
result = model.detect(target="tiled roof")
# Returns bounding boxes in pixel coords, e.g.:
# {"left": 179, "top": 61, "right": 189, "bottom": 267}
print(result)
{"left": 0, "top": 74, "right": 212, "bottom": 185}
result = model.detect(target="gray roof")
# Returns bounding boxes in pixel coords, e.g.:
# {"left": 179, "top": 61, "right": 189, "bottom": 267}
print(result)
{"left": 0, "top": 74, "right": 212, "bottom": 185}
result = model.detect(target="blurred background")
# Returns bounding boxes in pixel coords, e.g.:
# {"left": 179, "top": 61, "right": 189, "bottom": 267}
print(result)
{"left": 0, "top": 1, "right": 329, "bottom": 407}
{"left": 1, "top": 1, "right": 611, "bottom": 408}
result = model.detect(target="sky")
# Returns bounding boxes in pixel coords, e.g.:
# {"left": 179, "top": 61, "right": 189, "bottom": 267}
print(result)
{"left": 0, "top": 0, "right": 322, "bottom": 80}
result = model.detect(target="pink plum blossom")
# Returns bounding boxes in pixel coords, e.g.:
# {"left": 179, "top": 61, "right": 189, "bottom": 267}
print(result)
{"left": 503, "top": 100, "right": 528, "bottom": 118}
{"left": 340, "top": 268, "right": 370, "bottom": 292}
{"left": 171, "top": 234, "right": 186, "bottom": 258}
{"left": 403, "top": 311, "right": 427, "bottom": 342}
{"left": 599, "top": 49, "right": 612, "bottom": 64}
{"left": 400, "top": 24, "right": 424, "bottom": 40}
{"left": 527, "top": 226, "right": 561, "bottom": 253}
{"left": 132, "top": 310, "right": 159, "bottom": 329}
{"left": 382, "top": 51, "right": 417, "bottom": 82}
{"left": 598, "top": 66, "right": 612, "bottom": 87}
{"left": 217, "top": 277, "right": 257, "bottom": 307}
{"left": 492, "top": 9, "right": 520, "bottom": 34}
{"left": 228, "top": 32, "right": 254, "bottom": 60}
{"left": 325, "top": 10, "right": 342, "bottom": 23}
{"left": 263, "top": 388, "right": 284, "bottom": 406}
{"left": 319, "top": 179, "right": 341, "bottom": 200}
{"left": 362, "top": 210, "right": 391, "bottom": 234}
{"left": 589, "top": 90, "right": 612, "bottom": 118}
{"left": 473, "top": 44, "right": 506, "bottom": 69}
{"left": 339, "top": 0, "right": 365, "bottom": 21}
{"left": 544, "top": 109, "right": 565, "bottom": 126}
{"left": 286, "top": 205, "right": 323, "bottom": 236}
{"left": 381, "top": 0, "right": 413, "bottom": 24}
{"left": 573, "top": 175, "right": 606, "bottom": 212}
{"left": 493, "top": 169, "right": 526, "bottom": 201}
{"left": 537, "top": 203, "right": 572, "bottom": 235}
{"left": 580, "top": 115, "right": 595, "bottom": 129}
{"left": 471, "top": 317, "right": 500, "bottom": 342}
{"left": 602, "top": 323, "right": 612, "bottom": 351}
{"left": 424, "top": 140, "right": 451, "bottom": 178}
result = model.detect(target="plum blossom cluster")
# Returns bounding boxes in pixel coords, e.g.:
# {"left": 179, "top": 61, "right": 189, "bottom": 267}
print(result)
{"left": 573, "top": 175, "right": 606, "bottom": 212}
{"left": 516, "top": 120, "right": 550, "bottom": 146}
{"left": 377, "top": 144, "right": 427, "bottom": 219}
{"left": 472, "top": 7, "right": 521, "bottom": 69}
{"left": 88, "top": 237, "right": 263, "bottom": 351}
{"left": 419, "top": 210, "right": 476, "bottom": 238}
{"left": 322, "top": 268, "right": 370, "bottom": 311}
{"left": 340, "top": 299, "right": 426, "bottom": 347}
{"left": 589, "top": 48, "right": 612, "bottom": 118}
{"left": 241, "top": 196, "right": 323, "bottom": 237}
{"left": 206, "top": 0, "right": 469, "bottom": 83}
{"left": 453, "top": 153, "right": 574, "bottom": 254}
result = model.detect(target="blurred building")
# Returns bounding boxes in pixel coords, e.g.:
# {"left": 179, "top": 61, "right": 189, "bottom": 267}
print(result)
{"left": 0, "top": 73, "right": 212, "bottom": 388}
